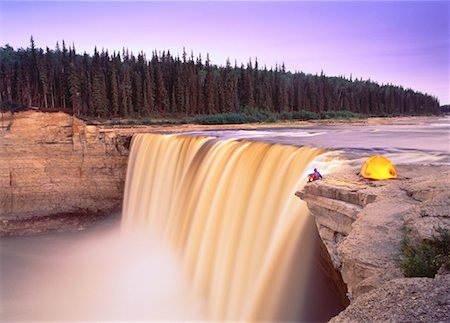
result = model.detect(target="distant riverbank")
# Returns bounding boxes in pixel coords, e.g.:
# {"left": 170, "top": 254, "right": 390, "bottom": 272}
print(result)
{"left": 91, "top": 114, "right": 446, "bottom": 133}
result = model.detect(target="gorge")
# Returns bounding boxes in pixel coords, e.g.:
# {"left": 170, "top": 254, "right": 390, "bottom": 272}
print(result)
{"left": 1, "top": 111, "right": 449, "bottom": 321}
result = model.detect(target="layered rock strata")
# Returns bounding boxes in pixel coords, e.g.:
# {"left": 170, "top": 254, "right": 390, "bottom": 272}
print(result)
{"left": 298, "top": 164, "right": 450, "bottom": 320}
{"left": 0, "top": 111, "right": 151, "bottom": 234}
{"left": 298, "top": 165, "right": 449, "bottom": 299}
{"left": 296, "top": 182, "right": 377, "bottom": 268}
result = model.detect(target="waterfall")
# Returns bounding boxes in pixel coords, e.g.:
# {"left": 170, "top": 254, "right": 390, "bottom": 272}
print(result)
{"left": 122, "top": 133, "right": 343, "bottom": 321}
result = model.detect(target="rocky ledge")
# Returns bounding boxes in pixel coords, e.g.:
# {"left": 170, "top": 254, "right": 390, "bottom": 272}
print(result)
{"left": 297, "top": 164, "right": 449, "bottom": 321}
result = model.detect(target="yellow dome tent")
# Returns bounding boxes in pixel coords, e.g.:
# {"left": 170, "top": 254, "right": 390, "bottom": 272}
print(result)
{"left": 360, "top": 156, "right": 397, "bottom": 180}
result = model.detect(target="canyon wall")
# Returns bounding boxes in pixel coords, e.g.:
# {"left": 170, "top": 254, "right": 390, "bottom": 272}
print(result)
{"left": 0, "top": 111, "right": 138, "bottom": 227}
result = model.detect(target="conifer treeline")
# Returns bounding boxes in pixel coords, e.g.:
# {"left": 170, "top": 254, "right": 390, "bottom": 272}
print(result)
{"left": 0, "top": 39, "right": 440, "bottom": 118}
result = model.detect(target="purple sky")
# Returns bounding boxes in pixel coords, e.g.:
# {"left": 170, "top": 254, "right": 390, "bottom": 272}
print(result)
{"left": 1, "top": 1, "right": 449, "bottom": 104}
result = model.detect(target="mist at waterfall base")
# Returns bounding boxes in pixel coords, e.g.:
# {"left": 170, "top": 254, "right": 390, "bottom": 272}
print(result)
{"left": 2, "top": 117, "right": 448, "bottom": 321}
{"left": 1, "top": 224, "right": 205, "bottom": 320}
{"left": 1, "top": 210, "right": 345, "bottom": 322}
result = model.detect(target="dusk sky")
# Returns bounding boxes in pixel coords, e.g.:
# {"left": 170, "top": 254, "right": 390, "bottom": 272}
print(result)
{"left": 1, "top": 1, "right": 449, "bottom": 104}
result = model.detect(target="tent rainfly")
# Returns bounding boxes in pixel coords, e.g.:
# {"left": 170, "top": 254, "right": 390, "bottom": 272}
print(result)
{"left": 360, "top": 156, "right": 397, "bottom": 180}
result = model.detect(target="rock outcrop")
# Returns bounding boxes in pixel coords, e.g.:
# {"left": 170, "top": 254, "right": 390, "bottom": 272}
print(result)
{"left": 299, "top": 170, "right": 403, "bottom": 299}
{"left": 330, "top": 275, "right": 450, "bottom": 323}
{"left": 298, "top": 164, "right": 450, "bottom": 321}
{"left": 296, "top": 180, "right": 377, "bottom": 268}
{"left": 0, "top": 111, "right": 152, "bottom": 234}
{"left": 400, "top": 167, "right": 450, "bottom": 243}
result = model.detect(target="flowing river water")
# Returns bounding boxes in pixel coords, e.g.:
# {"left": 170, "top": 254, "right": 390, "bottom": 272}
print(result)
{"left": 1, "top": 116, "right": 448, "bottom": 321}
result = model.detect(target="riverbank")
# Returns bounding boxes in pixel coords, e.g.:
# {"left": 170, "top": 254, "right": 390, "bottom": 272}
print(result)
{"left": 92, "top": 114, "right": 442, "bottom": 132}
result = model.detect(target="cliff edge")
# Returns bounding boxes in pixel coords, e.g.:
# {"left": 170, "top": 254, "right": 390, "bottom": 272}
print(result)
{"left": 0, "top": 111, "right": 149, "bottom": 234}
{"left": 298, "top": 164, "right": 450, "bottom": 321}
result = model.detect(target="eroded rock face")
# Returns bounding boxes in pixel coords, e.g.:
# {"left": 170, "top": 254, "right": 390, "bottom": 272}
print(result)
{"left": 0, "top": 111, "right": 134, "bottom": 227}
{"left": 296, "top": 181, "right": 376, "bottom": 269}
{"left": 400, "top": 167, "right": 450, "bottom": 243}
{"left": 298, "top": 164, "right": 450, "bottom": 301}
{"left": 330, "top": 275, "right": 450, "bottom": 323}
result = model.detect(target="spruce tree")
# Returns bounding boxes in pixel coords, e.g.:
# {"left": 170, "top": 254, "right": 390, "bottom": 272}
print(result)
{"left": 91, "top": 48, "right": 108, "bottom": 117}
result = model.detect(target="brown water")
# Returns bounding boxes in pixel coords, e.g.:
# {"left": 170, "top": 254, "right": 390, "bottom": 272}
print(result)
{"left": 121, "top": 134, "right": 346, "bottom": 321}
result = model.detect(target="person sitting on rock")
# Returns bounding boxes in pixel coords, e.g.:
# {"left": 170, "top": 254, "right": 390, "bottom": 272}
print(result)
{"left": 308, "top": 168, "right": 323, "bottom": 182}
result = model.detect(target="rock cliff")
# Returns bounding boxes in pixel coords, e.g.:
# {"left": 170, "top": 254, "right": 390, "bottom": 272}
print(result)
{"left": 298, "top": 164, "right": 450, "bottom": 321}
{"left": 0, "top": 111, "right": 150, "bottom": 234}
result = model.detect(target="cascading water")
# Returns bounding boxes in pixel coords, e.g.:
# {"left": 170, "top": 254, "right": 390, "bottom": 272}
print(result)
{"left": 3, "top": 118, "right": 447, "bottom": 321}
{"left": 122, "top": 133, "right": 347, "bottom": 321}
